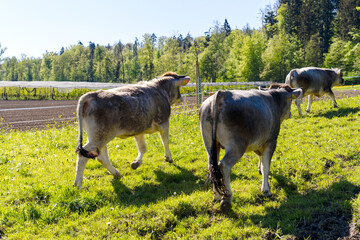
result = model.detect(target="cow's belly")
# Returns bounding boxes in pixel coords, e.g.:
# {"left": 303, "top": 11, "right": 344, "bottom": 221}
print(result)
{"left": 115, "top": 120, "right": 159, "bottom": 138}
{"left": 217, "top": 122, "right": 273, "bottom": 153}
{"left": 245, "top": 141, "right": 268, "bottom": 152}
{"left": 304, "top": 89, "right": 326, "bottom": 97}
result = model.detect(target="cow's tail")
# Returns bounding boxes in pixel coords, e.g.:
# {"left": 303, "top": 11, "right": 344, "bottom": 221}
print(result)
{"left": 209, "top": 91, "right": 225, "bottom": 196}
{"left": 76, "top": 95, "right": 98, "bottom": 159}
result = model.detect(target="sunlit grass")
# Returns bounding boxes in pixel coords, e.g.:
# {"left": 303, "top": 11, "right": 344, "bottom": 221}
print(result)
{"left": 333, "top": 84, "right": 360, "bottom": 90}
{"left": 1, "top": 96, "right": 360, "bottom": 239}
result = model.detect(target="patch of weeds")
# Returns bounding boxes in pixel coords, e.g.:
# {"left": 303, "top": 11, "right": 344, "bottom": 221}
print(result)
{"left": 42, "top": 204, "right": 68, "bottom": 224}
{"left": 21, "top": 203, "right": 42, "bottom": 222}
{"left": 0, "top": 227, "right": 5, "bottom": 239}
{"left": 300, "top": 169, "right": 313, "bottom": 182}
{"left": 0, "top": 155, "right": 12, "bottom": 165}
{"left": 57, "top": 190, "right": 107, "bottom": 214}
{"left": 30, "top": 185, "right": 51, "bottom": 204}
{"left": 322, "top": 158, "right": 335, "bottom": 173}
{"left": 173, "top": 201, "right": 197, "bottom": 219}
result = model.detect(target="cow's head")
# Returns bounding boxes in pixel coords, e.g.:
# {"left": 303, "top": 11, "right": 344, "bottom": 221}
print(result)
{"left": 269, "top": 83, "right": 302, "bottom": 120}
{"left": 161, "top": 71, "right": 190, "bottom": 104}
{"left": 332, "top": 68, "right": 344, "bottom": 86}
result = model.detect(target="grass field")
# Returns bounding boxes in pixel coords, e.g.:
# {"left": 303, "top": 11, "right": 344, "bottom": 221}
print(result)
{"left": 1, "top": 96, "right": 360, "bottom": 239}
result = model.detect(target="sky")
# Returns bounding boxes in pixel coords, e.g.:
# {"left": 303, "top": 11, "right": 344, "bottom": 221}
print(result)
{"left": 0, "top": 0, "right": 276, "bottom": 59}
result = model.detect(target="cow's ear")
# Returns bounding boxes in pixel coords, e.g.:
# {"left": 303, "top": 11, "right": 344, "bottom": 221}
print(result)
{"left": 258, "top": 86, "right": 267, "bottom": 91}
{"left": 336, "top": 68, "right": 342, "bottom": 75}
{"left": 290, "top": 88, "right": 302, "bottom": 99}
{"left": 174, "top": 76, "right": 190, "bottom": 86}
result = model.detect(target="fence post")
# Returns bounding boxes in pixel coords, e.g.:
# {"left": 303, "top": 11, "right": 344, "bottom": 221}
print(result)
{"left": 183, "top": 94, "right": 187, "bottom": 123}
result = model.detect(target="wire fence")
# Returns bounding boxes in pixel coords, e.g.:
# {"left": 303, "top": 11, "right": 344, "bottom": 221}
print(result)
{"left": 0, "top": 81, "right": 273, "bottom": 101}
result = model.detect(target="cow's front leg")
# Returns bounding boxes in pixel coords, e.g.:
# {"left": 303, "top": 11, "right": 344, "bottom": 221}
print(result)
{"left": 131, "top": 134, "right": 146, "bottom": 170}
{"left": 295, "top": 98, "right": 303, "bottom": 116}
{"left": 159, "top": 122, "right": 172, "bottom": 163}
{"left": 327, "top": 90, "right": 338, "bottom": 108}
{"left": 258, "top": 158, "right": 262, "bottom": 175}
{"left": 97, "top": 145, "right": 122, "bottom": 178}
{"left": 306, "top": 95, "right": 314, "bottom": 113}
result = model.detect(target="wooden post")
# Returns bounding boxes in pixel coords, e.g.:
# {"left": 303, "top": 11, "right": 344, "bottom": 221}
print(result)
{"left": 196, "top": 58, "right": 200, "bottom": 107}
{"left": 193, "top": 40, "right": 202, "bottom": 108}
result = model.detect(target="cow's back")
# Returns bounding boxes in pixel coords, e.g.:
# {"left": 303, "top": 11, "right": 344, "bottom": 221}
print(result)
{"left": 83, "top": 84, "right": 171, "bottom": 137}
{"left": 201, "top": 90, "right": 281, "bottom": 152}
{"left": 286, "top": 67, "right": 337, "bottom": 96}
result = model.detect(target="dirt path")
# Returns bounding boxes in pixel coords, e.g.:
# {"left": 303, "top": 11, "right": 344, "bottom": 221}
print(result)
{"left": 0, "top": 89, "right": 359, "bottom": 131}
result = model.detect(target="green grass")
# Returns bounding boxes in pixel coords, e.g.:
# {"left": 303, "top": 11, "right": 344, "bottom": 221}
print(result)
{"left": 1, "top": 96, "right": 360, "bottom": 239}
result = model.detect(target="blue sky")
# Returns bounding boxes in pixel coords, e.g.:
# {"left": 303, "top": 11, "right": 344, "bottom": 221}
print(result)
{"left": 0, "top": 0, "right": 276, "bottom": 59}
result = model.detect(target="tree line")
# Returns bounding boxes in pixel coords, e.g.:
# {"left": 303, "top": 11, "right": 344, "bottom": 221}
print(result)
{"left": 1, "top": 0, "right": 360, "bottom": 84}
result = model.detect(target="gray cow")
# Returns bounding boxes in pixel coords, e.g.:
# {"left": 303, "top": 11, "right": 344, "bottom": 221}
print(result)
{"left": 74, "top": 72, "right": 190, "bottom": 188}
{"left": 199, "top": 84, "right": 301, "bottom": 213}
{"left": 285, "top": 67, "right": 344, "bottom": 116}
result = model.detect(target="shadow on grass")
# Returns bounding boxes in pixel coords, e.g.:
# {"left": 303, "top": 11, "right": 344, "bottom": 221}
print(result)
{"left": 249, "top": 175, "right": 360, "bottom": 239}
{"left": 313, "top": 107, "right": 360, "bottom": 119}
{"left": 111, "top": 164, "right": 203, "bottom": 206}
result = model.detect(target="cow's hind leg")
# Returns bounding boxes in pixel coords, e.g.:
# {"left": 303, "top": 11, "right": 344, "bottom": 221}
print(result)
{"left": 306, "top": 95, "right": 314, "bottom": 113}
{"left": 218, "top": 147, "right": 244, "bottom": 213}
{"left": 97, "top": 145, "right": 122, "bottom": 179}
{"left": 327, "top": 90, "right": 338, "bottom": 108}
{"left": 74, "top": 154, "right": 90, "bottom": 188}
{"left": 74, "top": 142, "right": 99, "bottom": 188}
{"left": 131, "top": 134, "right": 146, "bottom": 170}
{"left": 158, "top": 122, "right": 173, "bottom": 163}
{"left": 208, "top": 143, "right": 222, "bottom": 202}
{"left": 201, "top": 120, "right": 222, "bottom": 201}
{"left": 256, "top": 143, "right": 276, "bottom": 197}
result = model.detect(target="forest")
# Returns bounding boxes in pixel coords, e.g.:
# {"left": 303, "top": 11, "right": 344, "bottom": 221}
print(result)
{"left": 1, "top": 0, "right": 360, "bottom": 84}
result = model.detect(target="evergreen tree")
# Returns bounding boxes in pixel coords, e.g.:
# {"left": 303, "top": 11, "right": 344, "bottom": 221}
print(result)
{"left": 40, "top": 52, "right": 53, "bottom": 81}
{"left": 113, "top": 41, "right": 124, "bottom": 82}
{"left": 200, "top": 24, "right": 227, "bottom": 82}
{"left": 336, "top": 0, "right": 360, "bottom": 40}
{"left": 183, "top": 33, "right": 193, "bottom": 51}
{"left": 223, "top": 19, "right": 232, "bottom": 37}
{"left": 88, "top": 42, "right": 96, "bottom": 82}
{"left": 262, "top": 4, "right": 278, "bottom": 38}
{"left": 132, "top": 38, "right": 141, "bottom": 81}
{"left": 0, "top": 43, "right": 6, "bottom": 61}
{"left": 140, "top": 33, "right": 157, "bottom": 79}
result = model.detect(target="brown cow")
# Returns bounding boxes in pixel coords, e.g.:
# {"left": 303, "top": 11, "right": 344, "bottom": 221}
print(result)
{"left": 74, "top": 72, "right": 190, "bottom": 188}
{"left": 285, "top": 67, "right": 344, "bottom": 116}
{"left": 199, "top": 85, "right": 301, "bottom": 213}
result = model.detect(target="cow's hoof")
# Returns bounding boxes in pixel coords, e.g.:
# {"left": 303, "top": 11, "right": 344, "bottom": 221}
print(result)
{"left": 131, "top": 161, "right": 141, "bottom": 170}
{"left": 258, "top": 168, "right": 262, "bottom": 175}
{"left": 113, "top": 171, "right": 122, "bottom": 179}
{"left": 220, "top": 199, "right": 232, "bottom": 214}
{"left": 213, "top": 192, "right": 222, "bottom": 202}
{"left": 165, "top": 156, "right": 173, "bottom": 163}
{"left": 263, "top": 190, "right": 272, "bottom": 197}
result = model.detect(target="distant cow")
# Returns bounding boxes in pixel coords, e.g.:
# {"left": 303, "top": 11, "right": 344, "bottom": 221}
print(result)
{"left": 74, "top": 72, "right": 190, "bottom": 188}
{"left": 285, "top": 67, "right": 344, "bottom": 116}
{"left": 199, "top": 85, "right": 301, "bottom": 213}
